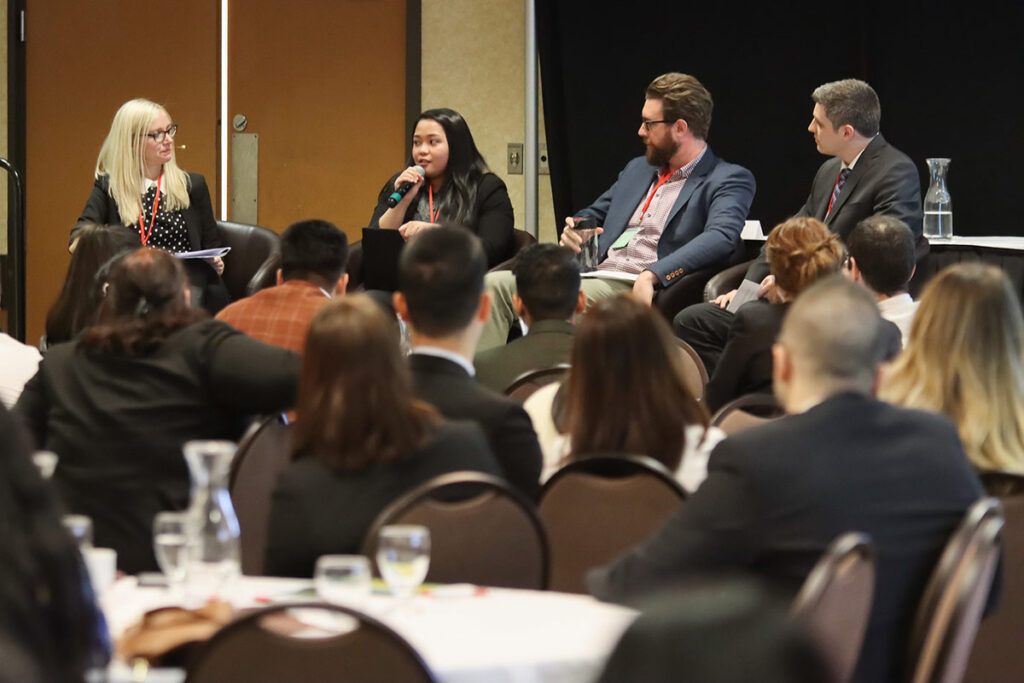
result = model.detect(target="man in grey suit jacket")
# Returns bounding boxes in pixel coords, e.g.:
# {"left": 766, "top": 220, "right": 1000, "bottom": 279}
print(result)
{"left": 474, "top": 244, "right": 584, "bottom": 393}
{"left": 675, "top": 79, "right": 923, "bottom": 370}
{"left": 588, "top": 277, "right": 986, "bottom": 683}
{"left": 479, "top": 72, "right": 756, "bottom": 350}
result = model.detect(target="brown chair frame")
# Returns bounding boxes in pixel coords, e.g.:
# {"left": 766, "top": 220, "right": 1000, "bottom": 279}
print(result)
{"left": 674, "top": 338, "right": 709, "bottom": 400}
{"left": 908, "top": 497, "right": 1004, "bottom": 683}
{"left": 539, "top": 455, "right": 686, "bottom": 593}
{"left": 185, "top": 602, "right": 436, "bottom": 683}
{"left": 791, "top": 532, "right": 876, "bottom": 683}
{"left": 503, "top": 363, "right": 571, "bottom": 402}
{"left": 228, "top": 413, "right": 293, "bottom": 576}
{"left": 710, "top": 393, "right": 786, "bottom": 433}
{"left": 361, "top": 471, "right": 549, "bottom": 590}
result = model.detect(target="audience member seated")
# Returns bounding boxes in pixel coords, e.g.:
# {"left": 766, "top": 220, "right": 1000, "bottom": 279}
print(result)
{"left": 845, "top": 214, "right": 918, "bottom": 345}
{"left": 370, "top": 108, "right": 514, "bottom": 268}
{"left": 598, "top": 579, "right": 831, "bottom": 683}
{"left": 264, "top": 295, "right": 499, "bottom": 578}
{"left": 0, "top": 330, "right": 41, "bottom": 409}
{"left": 0, "top": 405, "right": 110, "bottom": 681}
{"left": 474, "top": 244, "right": 584, "bottom": 392}
{"left": 15, "top": 248, "right": 299, "bottom": 574}
{"left": 702, "top": 217, "right": 846, "bottom": 413}
{"left": 216, "top": 219, "right": 348, "bottom": 353}
{"left": 393, "top": 226, "right": 543, "bottom": 498}
{"left": 524, "top": 295, "right": 723, "bottom": 491}
{"left": 881, "top": 262, "right": 1024, "bottom": 473}
{"left": 44, "top": 222, "right": 139, "bottom": 347}
{"left": 587, "top": 276, "right": 985, "bottom": 683}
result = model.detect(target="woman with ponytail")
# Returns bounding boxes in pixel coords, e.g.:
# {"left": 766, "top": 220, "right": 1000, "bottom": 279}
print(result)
{"left": 15, "top": 248, "right": 299, "bottom": 573}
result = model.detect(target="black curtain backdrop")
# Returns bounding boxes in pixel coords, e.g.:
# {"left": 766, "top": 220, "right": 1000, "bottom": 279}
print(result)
{"left": 537, "top": 1, "right": 1024, "bottom": 238}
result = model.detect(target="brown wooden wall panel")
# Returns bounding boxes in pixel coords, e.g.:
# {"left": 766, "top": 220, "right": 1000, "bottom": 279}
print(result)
{"left": 228, "top": 0, "right": 406, "bottom": 240}
{"left": 25, "top": 0, "right": 218, "bottom": 343}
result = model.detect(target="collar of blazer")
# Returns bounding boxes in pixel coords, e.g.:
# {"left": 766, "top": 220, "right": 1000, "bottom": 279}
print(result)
{"left": 662, "top": 146, "right": 718, "bottom": 228}
{"left": 825, "top": 134, "right": 887, "bottom": 225}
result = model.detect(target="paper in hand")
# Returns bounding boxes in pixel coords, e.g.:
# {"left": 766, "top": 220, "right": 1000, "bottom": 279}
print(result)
{"left": 726, "top": 278, "right": 762, "bottom": 313}
{"left": 174, "top": 247, "right": 231, "bottom": 260}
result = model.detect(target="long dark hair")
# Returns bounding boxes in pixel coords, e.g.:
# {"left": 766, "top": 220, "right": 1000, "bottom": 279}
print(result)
{"left": 45, "top": 223, "right": 139, "bottom": 345}
{"left": 80, "top": 247, "right": 205, "bottom": 356}
{"left": 0, "top": 406, "right": 108, "bottom": 681}
{"left": 292, "top": 295, "right": 439, "bottom": 470}
{"left": 566, "top": 296, "right": 709, "bottom": 469}
{"left": 412, "top": 108, "right": 489, "bottom": 227}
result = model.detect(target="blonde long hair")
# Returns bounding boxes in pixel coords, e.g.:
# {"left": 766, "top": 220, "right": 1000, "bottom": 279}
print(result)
{"left": 880, "top": 263, "right": 1024, "bottom": 472}
{"left": 95, "top": 98, "right": 190, "bottom": 226}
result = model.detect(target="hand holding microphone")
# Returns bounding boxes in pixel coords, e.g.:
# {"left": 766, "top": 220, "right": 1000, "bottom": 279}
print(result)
{"left": 387, "top": 165, "right": 425, "bottom": 207}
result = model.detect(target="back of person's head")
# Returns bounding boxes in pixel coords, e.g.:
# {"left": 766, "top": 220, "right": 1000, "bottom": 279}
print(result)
{"left": 0, "top": 406, "right": 106, "bottom": 681}
{"left": 294, "top": 295, "right": 438, "bottom": 470}
{"left": 779, "top": 275, "right": 886, "bottom": 396}
{"left": 646, "top": 72, "right": 713, "bottom": 139}
{"left": 881, "top": 263, "right": 1024, "bottom": 472}
{"left": 598, "top": 579, "right": 833, "bottom": 683}
{"left": 811, "top": 79, "right": 880, "bottom": 137}
{"left": 45, "top": 223, "right": 140, "bottom": 344}
{"left": 280, "top": 219, "right": 348, "bottom": 284}
{"left": 766, "top": 217, "right": 846, "bottom": 298}
{"left": 398, "top": 225, "right": 487, "bottom": 337}
{"left": 846, "top": 215, "right": 915, "bottom": 296}
{"left": 80, "top": 247, "right": 204, "bottom": 356}
{"left": 566, "top": 295, "right": 707, "bottom": 469}
{"left": 513, "top": 244, "right": 581, "bottom": 321}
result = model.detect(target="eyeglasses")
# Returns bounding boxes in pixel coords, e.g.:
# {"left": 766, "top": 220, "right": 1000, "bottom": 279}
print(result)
{"left": 641, "top": 119, "right": 675, "bottom": 131}
{"left": 145, "top": 124, "right": 178, "bottom": 143}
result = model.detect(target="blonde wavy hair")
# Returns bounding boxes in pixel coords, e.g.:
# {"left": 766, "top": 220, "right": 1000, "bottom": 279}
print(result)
{"left": 880, "top": 263, "right": 1024, "bottom": 473}
{"left": 95, "top": 98, "right": 190, "bottom": 226}
{"left": 765, "top": 216, "right": 846, "bottom": 299}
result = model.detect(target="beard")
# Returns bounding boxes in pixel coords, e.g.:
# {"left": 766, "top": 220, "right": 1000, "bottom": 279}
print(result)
{"left": 645, "top": 137, "right": 679, "bottom": 167}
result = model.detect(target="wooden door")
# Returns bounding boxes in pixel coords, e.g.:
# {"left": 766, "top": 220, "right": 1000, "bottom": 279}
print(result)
{"left": 228, "top": 0, "right": 408, "bottom": 240}
{"left": 25, "top": 0, "right": 219, "bottom": 344}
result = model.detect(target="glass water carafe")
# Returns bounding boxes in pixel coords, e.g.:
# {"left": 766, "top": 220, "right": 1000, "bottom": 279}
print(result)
{"left": 923, "top": 158, "right": 953, "bottom": 239}
{"left": 183, "top": 440, "right": 240, "bottom": 598}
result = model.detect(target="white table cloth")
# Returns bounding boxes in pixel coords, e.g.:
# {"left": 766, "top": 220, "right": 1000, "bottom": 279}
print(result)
{"left": 102, "top": 576, "right": 638, "bottom": 683}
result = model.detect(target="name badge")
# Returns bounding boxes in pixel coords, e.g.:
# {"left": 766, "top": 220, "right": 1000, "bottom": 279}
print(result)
{"left": 610, "top": 228, "right": 640, "bottom": 250}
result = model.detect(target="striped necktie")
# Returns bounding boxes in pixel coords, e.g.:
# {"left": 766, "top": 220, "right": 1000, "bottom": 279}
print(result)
{"left": 827, "top": 168, "right": 851, "bottom": 217}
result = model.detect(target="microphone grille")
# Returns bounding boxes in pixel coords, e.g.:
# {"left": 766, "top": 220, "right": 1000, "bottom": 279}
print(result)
{"left": 413, "top": 165, "right": 425, "bottom": 176}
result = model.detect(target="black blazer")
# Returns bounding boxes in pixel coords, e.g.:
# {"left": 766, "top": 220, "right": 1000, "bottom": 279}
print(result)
{"left": 409, "top": 353, "right": 543, "bottom": 499}
{"left": 14, "top": 320, "right": 299, "bottom": 573}
{"left": 369, "top": 172, "right": 514, "bottom": 267}
{"left": 748, "top": 134, "right": 922, "bottom": 282}
{"left": 587, "top": 392, "right": 986, "bottom": 683}
{"left": 75, "top": 172, "right": 221, "bottom": 251}
{"left": 264, "top": 420, "right": 499, "bottom": 578}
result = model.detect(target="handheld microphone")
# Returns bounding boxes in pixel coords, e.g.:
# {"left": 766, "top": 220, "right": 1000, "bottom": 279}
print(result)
{"left": 386, "top": 165, "right": 425, "bottom": 208}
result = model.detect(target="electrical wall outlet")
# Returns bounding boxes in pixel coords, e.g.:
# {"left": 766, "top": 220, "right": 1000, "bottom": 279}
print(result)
{"left": 507, "top": 143, "right": 524, "bottom": 174}
{"left": 539, "top": 144, "right": 550, "bottom": 175}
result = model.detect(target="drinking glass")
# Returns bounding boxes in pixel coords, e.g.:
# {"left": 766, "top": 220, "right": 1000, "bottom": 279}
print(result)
{"left": 315, "top": 555, "right": 372, "bottom": 607}
{"left": 573, "top": 217, "right": 599, "bottom": 271}
{"left": 153, "top": 512, "right": 190, "bottom": 591}
{"left": 376, "top": 525, "right": 431, "bottom": 601}
{"left": 62, "top": 514, "right": 93, "bottom": 549}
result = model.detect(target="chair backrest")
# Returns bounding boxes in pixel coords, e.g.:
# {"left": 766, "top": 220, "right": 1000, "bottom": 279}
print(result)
{"left": 710, "top": 393, "right": 786, "bottom": 434}
{"left": 216, "top": 220, "right": 281, "bottom": 300}
{"left": 185, "top": 602, "right": 436, "bottom": 683}
{"left": 538, "top": 455, "right": 686, "bottom": 593}
{"left": 675, "top": 339, "right": 708, "bottom": 400}
{"left": 964, "top": 488, "right": 1024, "bottom": 682}
{"left": 978, "top": 469, "right": 1024, "bottom": 498}
{"left": 703, "top": 260, "right": 753, "bottom": 302}
{"left": 487, "top": 229, "right": 538, "bottom": 272}
{"left": 228, "top": 414, "right": 292, "bottom": 576}
{"left": 790, "top": 532, "right": 876, "bottom": 683}
{"left": 504, "top": 363, "right": 571, "bottom": 402}
{"left": 909, "top": 497, "right": 1004, "bottom": 683}
{"left": 361, "top": 472, "right": 549, "bottom": 589}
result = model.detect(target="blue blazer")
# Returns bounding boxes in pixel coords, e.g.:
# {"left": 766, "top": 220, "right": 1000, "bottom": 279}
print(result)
{"left": 575, "top": 148, "right": 755, "bottom": 287}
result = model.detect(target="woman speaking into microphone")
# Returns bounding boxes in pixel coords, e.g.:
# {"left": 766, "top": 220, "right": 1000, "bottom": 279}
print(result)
{"left": 369, "top": 108, "right": 514, "bottom": 267}
{"left": 75, "top": 98, "right": 229, "bottom": 312}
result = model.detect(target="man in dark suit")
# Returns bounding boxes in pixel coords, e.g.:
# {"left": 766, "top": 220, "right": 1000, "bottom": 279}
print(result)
{"left": 588, "top": 276, "right": 984, "bottom": 683}
{"left": 394, "top": 226, "right": 543, "bottom": 498}
{"left": 474, "top": 244, "right": 584, "bottom": 393}
{"left": 479, "top": 72, "right": 756, "bottom": 350}
{"left": 675, "top": 79, "right": 923, "bottom": 369}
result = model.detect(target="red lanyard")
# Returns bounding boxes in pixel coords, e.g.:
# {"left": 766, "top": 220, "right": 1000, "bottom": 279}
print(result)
{"left": 428, "top": 184, "right": 440, "bottom": 223}
{"left": 638, "top": 168, "right": 675, "bottom": 223}
{"left": 138, "top": 174, "right": 162, "bottom": 246}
